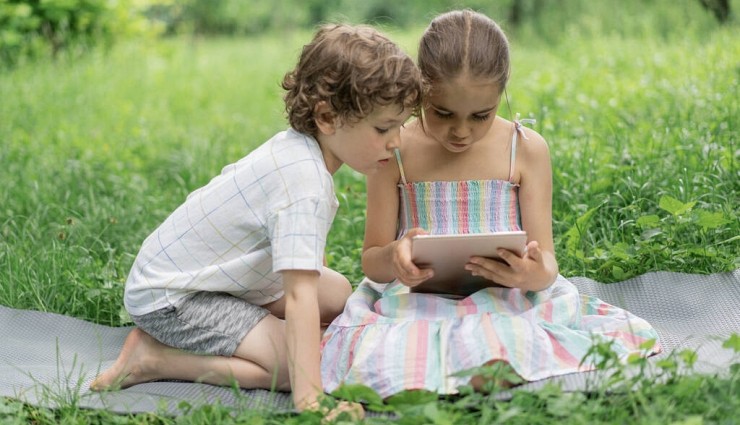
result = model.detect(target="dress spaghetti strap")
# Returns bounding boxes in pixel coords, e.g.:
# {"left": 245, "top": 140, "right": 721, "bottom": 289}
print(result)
{"left": 509, "top": 113, "right": 536, "bottom": 183}
{"left": 394, "top": 148, "right": 408, "bottom": 185}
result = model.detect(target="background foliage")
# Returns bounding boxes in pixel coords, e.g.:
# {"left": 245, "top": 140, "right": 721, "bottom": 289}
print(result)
{"left": 1, "top": 0, "right": 736, "bottom": 66}
{"left": 0, "top": 0, "right": 737, "bottom": 423}
{"left": 0, "top": 0, "right": 170, "bottom": 65}
{"left": 1, "top": 0, "right": 737, "bottom": 326}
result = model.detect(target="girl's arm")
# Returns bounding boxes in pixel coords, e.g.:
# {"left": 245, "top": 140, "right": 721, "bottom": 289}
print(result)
{"left": 467, "top": 129, "right": 558, "bottom": 291}
{"left": 362, "top": 157, "right": 432, "bottom": 285}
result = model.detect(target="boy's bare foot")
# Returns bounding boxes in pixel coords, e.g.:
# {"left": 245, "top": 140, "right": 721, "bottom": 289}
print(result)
{"left": 90, "top": 327, "right": 166, "bottom": 391}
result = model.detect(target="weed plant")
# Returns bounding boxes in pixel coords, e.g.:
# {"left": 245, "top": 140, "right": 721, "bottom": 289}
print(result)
{"left": 0, "top": 12, "right": 737, "bottom": 425}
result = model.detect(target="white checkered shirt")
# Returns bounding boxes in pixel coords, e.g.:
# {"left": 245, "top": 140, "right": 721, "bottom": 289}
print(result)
{"left": 124, "top": 129, "right": 339, "bottom": 315}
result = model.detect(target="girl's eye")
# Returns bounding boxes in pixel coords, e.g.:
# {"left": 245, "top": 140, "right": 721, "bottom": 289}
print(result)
{"left": 433, "top": 110, "right": 452, "bottom": 119}
{"left": 375, "top": 127, "right": 389, "bottom": 134}
{"left": 472, "top": 114, "right": 491, "bottom": 122}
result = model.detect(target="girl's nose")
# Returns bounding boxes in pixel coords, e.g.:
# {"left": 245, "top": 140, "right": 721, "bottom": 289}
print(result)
{"left": 450, "top": 118, "right": 471, "bottom": 139}
{"left": 451, "top": 126, "right": 470, "bottom": 140}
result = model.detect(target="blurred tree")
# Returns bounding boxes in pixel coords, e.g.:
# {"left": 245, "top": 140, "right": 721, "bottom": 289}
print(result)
{"left": 306, "top": 0, "right": 340, "bottom": 25}
{"left": 509, "top": 0, "right": 543, "bottom": 26}
{"left": 0, "top": 0, "right": 166, "bottom": 65}
{"left": 698, "top": 0, "right": 731, "bottom": 23}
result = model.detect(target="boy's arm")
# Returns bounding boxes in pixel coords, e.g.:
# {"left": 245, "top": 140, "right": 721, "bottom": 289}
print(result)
{"left": 281, "top": 269, "right": 323, "bottom": 410}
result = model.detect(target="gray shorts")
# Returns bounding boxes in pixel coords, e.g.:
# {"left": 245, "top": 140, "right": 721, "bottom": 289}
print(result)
{"left": 130, "top": 291, "right": 270, "bottom": 356}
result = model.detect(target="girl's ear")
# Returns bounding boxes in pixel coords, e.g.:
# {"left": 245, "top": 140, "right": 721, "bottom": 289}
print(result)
{"left": 314, "top": 101, "right": 338, "bottom": 135}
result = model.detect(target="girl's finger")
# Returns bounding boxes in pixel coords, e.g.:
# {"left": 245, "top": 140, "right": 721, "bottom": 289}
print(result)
{"left": 496, "top": 249, "right": 522, "bottom": 267}
{"left": 525, "top": 241, "right": 543, "bottom": 263}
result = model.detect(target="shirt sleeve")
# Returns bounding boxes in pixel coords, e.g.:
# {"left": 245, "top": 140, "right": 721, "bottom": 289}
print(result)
{"left": 269, "top": 195, "right": 334, "bottom": 273}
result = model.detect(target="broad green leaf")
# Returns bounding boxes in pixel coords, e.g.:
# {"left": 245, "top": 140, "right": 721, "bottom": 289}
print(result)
{"left": 639, "top": 338, "right": 657, "bottom": 350}
{"left": 611, "top": 265, "right": 626, "bottom": 280}
{"left": 385, "top": 389, "right": 439, "bottom": 407}
{"left": 627, "top": 352, "right": 643, "bottom": 364}
{"left": 564, "top": 203, "right": 604, "bottom": 256}
{"left": 637, "top": 214, "right": 660, "bottom": 228}
{"left": 610, "top": 242, "right": 631, "bottom": 260}
{"left": 694, "top": 210, "right": 731, "bottom": 230}
{"left": 330, "top": 383, "right": 385, "bottom": 408}
{"left": 679, "top": 349, "right": 698, "bottom": 367}
{"left": 658, "top": 195, "right": 695, "bottom": 216}
{"left": 722, "top": 333, "right": 740, "bottom": 353}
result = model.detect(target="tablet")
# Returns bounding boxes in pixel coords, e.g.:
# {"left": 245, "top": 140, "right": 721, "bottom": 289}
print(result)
{"left": 410, "top": 231, "right": 527, "bottom": 297}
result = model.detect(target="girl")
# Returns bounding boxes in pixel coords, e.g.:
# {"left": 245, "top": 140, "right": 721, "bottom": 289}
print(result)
{"left": 321, "top": 10, "right": 661, "bottom": 397}
{"left": 90, "top": 23, "right": 423, "bottom": 416}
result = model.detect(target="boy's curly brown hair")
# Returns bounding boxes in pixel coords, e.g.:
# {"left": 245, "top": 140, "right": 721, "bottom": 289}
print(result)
{"left": 282, "top": 24, "right": 424, "bottom": 137}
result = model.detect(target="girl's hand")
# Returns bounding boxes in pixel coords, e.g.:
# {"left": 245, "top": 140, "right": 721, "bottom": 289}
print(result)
{"left": 392, "top": 227, "right": 434, "bottom": 287}
{"left": 466, "top": 240, "right": 554, "bottom": 291}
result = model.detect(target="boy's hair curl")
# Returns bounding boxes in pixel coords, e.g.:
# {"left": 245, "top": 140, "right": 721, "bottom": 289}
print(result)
{"left": 283, "top": 24, "right": 423, "bottom": 137}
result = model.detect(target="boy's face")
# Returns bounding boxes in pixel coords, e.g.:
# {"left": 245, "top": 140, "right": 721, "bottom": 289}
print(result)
{"left": 320, "top": 104, "right": 413, "bottom": 175}
{"left": 423, "top": 75, "right": 501, "bottom": 153}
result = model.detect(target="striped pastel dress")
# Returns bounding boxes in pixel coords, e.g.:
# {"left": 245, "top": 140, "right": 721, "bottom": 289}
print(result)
{"left": 320, "top": 120, "right": 661, "bottom": 398}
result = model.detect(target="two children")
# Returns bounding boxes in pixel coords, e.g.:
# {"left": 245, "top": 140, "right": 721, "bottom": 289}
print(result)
{"left": 93, "top": 9, "right": 659, "bottom": 412}
{"left": 90, "top": 23, "right": 423, "bottom": 416}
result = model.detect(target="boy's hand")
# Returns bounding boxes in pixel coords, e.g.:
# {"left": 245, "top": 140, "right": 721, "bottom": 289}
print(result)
{"left": 466, "top": 240, "right": 554, "bottom": 291}
{"left": 392, "top": 227, "right": 434, "bottom": 287}
{"left": 303, "top": 398, "right": 365, "bottom": 423}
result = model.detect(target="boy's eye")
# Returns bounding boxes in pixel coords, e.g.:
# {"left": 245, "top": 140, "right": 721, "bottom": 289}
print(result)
{"left": 375, "top": 127, "right": 389, "bottom": 134}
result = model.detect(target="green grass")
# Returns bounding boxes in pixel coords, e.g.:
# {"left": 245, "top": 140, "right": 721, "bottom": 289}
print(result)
{"left": 0, "top": 20, "right": 738, "bottom": 425}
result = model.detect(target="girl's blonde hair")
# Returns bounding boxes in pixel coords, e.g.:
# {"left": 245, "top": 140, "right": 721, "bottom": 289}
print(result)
{"left": 283, "top": 24, "right": 423, "bottom": 137}
{"left": 418, "top": 9, "right": 510, "bottom": 93}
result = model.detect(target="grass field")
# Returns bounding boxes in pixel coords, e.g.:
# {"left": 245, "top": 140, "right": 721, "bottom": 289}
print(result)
{"left": 0, "top": 20, "right": 738, "bottom": 424}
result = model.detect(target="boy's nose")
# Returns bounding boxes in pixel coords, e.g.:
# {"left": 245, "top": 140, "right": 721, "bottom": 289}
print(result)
{"left": 387, "top": 133, "right": 401, "bottom": 150}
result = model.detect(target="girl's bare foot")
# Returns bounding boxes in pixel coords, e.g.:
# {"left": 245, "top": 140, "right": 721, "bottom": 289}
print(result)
{"left": 89, "top": 327, "right": 167, "bottom": 391}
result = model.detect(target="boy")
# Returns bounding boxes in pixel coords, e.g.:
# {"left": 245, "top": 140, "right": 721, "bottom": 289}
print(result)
{"left": 90, "top": 23, "right": 423, "bottom": 415}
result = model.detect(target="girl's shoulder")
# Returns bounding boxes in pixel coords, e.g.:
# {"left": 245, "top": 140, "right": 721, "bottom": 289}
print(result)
{"left": 518, "top": 127, "right": 550, "bottom": 159}
{"left": 512, "top": 121, "right": 552, "bottom": 184}
{"left": 504, "top": 117, "right": 548, "bottom": 159}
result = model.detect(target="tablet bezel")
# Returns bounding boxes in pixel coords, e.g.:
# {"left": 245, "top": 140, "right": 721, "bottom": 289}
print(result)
{"left": 410, "top": 231, "right": 527, "bottom": 296}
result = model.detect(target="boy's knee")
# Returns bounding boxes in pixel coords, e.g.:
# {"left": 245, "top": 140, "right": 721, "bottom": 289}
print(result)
{"left": 319, "top": 269, "right": 352, "bottom": 321}
{"left": 330, "top": 273, "right": 352, "bottom": 302}
{"left": 336, "top": 275, "right": 352, "bottom": 297}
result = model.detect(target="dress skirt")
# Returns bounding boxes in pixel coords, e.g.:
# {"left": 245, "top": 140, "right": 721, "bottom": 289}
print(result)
{"left": 321, "top": 275, "right": 661, "bottom": 398}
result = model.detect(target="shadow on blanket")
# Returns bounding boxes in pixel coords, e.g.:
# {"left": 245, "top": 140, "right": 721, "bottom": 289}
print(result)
{"left": 1, "top": 269, "right": 738, "bottom": 415}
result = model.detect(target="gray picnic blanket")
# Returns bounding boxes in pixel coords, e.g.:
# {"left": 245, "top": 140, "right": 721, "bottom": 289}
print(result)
{"left": 1, "top": 269, "right": 738, "bottom": 414}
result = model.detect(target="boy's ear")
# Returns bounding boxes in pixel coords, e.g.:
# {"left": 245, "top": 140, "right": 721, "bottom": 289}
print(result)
{"left": 314, "top": 101, "right": 338, "bottom": 135}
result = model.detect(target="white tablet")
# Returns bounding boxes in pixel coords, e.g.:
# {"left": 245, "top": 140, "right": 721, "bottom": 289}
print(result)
{"left": 410, "top": 231, "right": 527, "bottom": 296}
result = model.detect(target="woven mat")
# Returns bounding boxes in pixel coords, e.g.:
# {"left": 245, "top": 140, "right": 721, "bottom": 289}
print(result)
{"left": 1, "top": 269, "right": 738, "bottom": 414}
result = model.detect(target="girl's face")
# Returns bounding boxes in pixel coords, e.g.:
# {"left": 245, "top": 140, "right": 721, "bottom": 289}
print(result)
{"left": 423, "top": 75, "right": 501, "bottom": 153}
